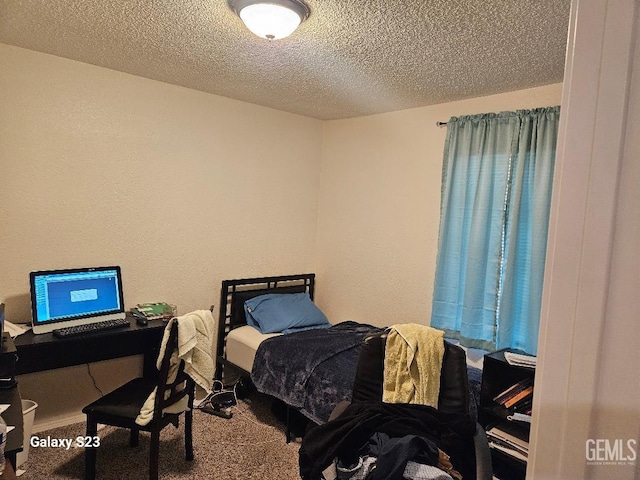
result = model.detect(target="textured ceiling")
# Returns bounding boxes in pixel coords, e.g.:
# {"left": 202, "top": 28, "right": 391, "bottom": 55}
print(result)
{"left": 0, "top": 0, "right": 570, "bottom": 120}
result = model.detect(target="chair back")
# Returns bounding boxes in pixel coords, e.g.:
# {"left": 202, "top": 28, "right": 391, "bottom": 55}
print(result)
{"left": 351, "top": 331, "right": 470, "bottom": 415}
{"left": 152, "top": 321, "right": 195, "bottom": 422}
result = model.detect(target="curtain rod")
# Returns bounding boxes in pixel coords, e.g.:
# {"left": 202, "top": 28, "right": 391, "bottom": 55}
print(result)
{"left": 436, "top": 121, "right": 447, "bottom": 127}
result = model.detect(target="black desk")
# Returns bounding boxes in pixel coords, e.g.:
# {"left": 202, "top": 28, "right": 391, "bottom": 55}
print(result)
{"left": 13, "top": 315, "right": 166, "bottom": 378}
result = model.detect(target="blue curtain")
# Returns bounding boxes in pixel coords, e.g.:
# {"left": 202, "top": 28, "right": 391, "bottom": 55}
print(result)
{"left": 430, "top": 107, "right": 560, "bottom": 354}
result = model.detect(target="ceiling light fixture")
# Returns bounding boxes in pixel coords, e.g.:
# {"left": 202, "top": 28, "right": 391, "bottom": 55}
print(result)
{"left": 230, "top": 0, "right": 310, "bottom": 40}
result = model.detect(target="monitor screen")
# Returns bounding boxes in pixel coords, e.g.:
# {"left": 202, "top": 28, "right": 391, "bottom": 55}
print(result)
{"left": 30, "top": 266, "right": 125, "bottom": 334}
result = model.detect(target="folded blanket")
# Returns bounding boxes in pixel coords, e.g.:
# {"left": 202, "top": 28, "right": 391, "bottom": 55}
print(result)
{"left": 135, "top": 309, "right": 216, "bottom": 426}
{"left": 383, "top": 324, "right": 444, "bottom": 407}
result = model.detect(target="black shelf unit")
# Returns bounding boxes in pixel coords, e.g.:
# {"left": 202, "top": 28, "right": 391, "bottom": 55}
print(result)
{"left": 480, "top": 349, "right": 535, "bottom": 480}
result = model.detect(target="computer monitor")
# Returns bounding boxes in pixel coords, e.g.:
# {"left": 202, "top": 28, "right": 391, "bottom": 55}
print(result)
{"left": 30, "top": 266, "right": 126, "bottom": 334}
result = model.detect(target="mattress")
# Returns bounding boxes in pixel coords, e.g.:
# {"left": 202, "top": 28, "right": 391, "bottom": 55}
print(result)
{"left": 225, "top": 325, "right": 281, "bottom": 373}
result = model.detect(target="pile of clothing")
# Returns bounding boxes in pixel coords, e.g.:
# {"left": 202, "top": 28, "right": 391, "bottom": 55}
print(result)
{"left": 299, "top": 401, "right": 476, "bottom": 480}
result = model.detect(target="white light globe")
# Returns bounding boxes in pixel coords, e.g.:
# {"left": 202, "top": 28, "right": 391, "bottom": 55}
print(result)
{"left": 239, "top": 3, "right": 302, "bottom": 40}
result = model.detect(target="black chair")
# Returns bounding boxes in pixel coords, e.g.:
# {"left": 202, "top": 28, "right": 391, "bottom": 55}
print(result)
{"left": 301, "top": 330, "right": 492, "bottom": 480}
{"left": 82, "top": 321, "right": 195, "bottom": 480}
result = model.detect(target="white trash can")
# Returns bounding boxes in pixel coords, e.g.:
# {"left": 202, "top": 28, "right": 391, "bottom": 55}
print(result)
{"left": 16, "top": 400, "right": 38, "bottom": 468}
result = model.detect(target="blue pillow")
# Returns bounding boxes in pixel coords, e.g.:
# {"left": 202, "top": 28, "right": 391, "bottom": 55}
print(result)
{"left": 244, "top": 292, "right": 330, "bottom": 334}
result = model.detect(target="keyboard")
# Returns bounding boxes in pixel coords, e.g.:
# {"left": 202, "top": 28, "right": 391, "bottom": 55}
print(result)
{"left": 52, "top": 318, "right": 130, "bottom": 338}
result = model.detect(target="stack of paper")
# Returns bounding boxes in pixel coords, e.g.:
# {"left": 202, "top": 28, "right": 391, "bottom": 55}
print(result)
{"left": 487, "top": 422, "right": 529, "bottom": 462}
{"left": 504, "top": 351, "right": 537, "bottom": 368}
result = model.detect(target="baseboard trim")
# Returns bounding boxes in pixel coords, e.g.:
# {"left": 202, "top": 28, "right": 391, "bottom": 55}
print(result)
{"left": 33, "top": 413, "right": 85, "bottom": 434}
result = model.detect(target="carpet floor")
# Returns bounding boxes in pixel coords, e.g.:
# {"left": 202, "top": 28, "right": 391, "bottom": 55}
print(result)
{"left": 20, "top": 393, "right": 302, "bottom": 479}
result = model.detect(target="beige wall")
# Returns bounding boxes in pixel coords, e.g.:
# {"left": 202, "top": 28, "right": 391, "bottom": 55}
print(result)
{"left": 0, "top": 43, "right": 323, "bottom": 427}
{"left": 315, "top": 84, "right": 563, "bottom": 327}
{"left": 1, "top": 42, "right": 563, "bottom": 431}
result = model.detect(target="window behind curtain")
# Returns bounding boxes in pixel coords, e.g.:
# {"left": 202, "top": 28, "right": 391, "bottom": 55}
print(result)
{"left": 430, "top": 107, "right": 560, "bottom": 355}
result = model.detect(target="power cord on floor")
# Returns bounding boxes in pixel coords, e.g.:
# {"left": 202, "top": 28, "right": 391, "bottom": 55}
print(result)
{"left": 200, "top": 397, "right": 294, "bottom": 447}
{"left": 194, "top": 382, "right": 293, "bottom": 447}
{"left": 196, "top": 380, "right": 238, "bottom": 418}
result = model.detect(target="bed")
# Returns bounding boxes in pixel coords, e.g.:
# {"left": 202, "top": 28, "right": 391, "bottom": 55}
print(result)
{"left": 215, "top": 273, "right": 482, "bottom": 434}
{"left": 216, "top": 273, "right": 384, "bottom": 429}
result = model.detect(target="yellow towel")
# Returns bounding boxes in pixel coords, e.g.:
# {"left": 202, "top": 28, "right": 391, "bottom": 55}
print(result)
{"left": 382, "top": 323, "right": 445, "bottom": 407}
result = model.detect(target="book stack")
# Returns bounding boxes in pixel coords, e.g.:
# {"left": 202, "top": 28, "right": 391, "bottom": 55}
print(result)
{"left": 487, "top": 421, "right": 529, "bottom": 462}
{"left": 492, "top": 377, "right": 533, "bottom": 420}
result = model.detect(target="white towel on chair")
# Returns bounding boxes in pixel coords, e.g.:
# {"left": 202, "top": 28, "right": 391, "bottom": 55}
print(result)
{"left": 171, "top": 309, "right": 216, "bottom": 392}
{"left": 135, "top": 309, "right": 216, "bottom": 426}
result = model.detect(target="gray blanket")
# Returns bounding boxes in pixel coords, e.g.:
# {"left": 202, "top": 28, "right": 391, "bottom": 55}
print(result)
{"left": 250, "top": 321, "right": 383, "bottom": 424}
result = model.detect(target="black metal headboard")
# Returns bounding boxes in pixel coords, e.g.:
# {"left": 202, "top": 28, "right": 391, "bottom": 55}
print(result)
{"left": 215, "top": 273, "right": 315, "bottom": 380}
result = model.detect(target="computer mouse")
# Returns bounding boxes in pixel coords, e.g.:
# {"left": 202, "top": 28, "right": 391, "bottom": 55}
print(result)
{"left": 135, "top": 317, "right": 148, "bottom": 326}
